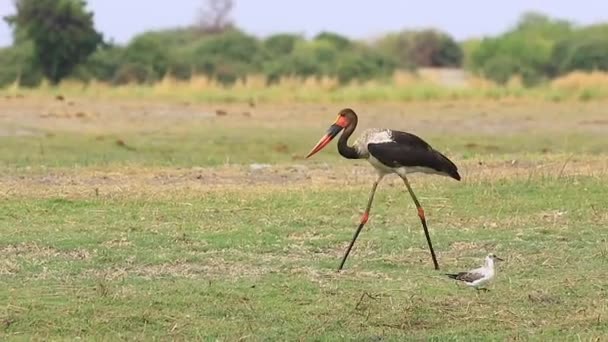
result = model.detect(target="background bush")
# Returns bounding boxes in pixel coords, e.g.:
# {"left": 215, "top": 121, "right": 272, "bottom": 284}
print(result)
{"left": 2, "top": 4, "right": 608, "bottom": 88}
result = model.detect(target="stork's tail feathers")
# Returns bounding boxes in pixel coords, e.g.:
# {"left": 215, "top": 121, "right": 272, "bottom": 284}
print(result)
{"left": 445, "top": 273, "right": 459, "bottom": 280}
{"left": 434, "top": 150, "right": 461, "bottom": 181}
{"left": 447, "top": 168, "right": 461, "bottom": 181}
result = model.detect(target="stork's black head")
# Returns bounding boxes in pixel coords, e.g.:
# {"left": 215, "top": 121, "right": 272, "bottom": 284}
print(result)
{"left": 338, "top": 108, "right": 358, "bottom": 125}
{"left": 306, "top": 108, "right": 358, "bottom": 158}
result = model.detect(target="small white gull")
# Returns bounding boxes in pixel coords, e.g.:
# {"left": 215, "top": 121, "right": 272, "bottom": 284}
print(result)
{"left": 446, "top": 253, "right": 504, "bottom": 290}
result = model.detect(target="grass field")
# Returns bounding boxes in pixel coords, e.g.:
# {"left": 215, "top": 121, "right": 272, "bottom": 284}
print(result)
{"left": 1, "top": 95, "right": 607, "bottom": 340}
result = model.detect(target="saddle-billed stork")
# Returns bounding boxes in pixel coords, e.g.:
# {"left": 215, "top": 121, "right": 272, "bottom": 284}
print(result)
{"left": 306, "top": 108, "right": 461, "bottom": 271}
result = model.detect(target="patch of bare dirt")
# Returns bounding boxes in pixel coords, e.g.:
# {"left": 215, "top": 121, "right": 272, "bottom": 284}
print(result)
{"left": 528, "top": 290, "right": 563, "bottom": 305}
{"left": 0, "top": 97, "right": 235, "bottom": 135}
{"left": 287, "top": 231, "right": 334, "bottom": 242}
{"left": 448, "top": 241, "right": 485, "bottom": 252}
{"left": 0, "top": 243, "right": 92, "bottom": 276}
{"left": 102, "top": 237, "right": 133, "bottom": 248}
{"left": 464, "top": 142, "right": 501, "bottom": 152}
{"left": 136, "top": 260, "right": 272, "bottom": 280}
{"left": 90, "top": 257, "right": 272, "bottom": 281}
{"left": 288, "top": 266, "right": 395, "bottom": 283}
{"left": 0, "top": 260, "right": 21, "bottom": 275}
{"left": 0, "top": 243, "right": 92, "bottom": 260}
{"left": 1, "top": 156, "right": 606, "bottom": 199}
{"left": 2, "top": 98, "right": 608, "bottom": 136}
{"left": 0, "top": 127, "right": 41, "bottom": 137}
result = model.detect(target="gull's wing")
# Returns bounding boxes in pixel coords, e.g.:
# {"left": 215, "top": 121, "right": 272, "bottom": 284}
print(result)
{"left": 446, "top": 271, "right": 485, "bottom": 283}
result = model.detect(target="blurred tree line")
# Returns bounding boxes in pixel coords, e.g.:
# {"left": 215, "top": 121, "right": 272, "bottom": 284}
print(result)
{"left": 0, "top": 0, "right": 461, "bottom": 87}
{"left": 467, "top": 12, "right": 608, "bottom": 86}
{"left": 1, "top": 0, "right": 607, "bottom": 88}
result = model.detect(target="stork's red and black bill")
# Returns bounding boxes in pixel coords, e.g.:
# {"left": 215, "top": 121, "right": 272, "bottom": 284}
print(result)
{"left": 306, "top": 115, "right": 349, "bottom": 158}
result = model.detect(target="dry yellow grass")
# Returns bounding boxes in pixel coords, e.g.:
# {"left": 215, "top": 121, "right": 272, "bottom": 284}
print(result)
{"left": 4, "top": 70, "right": 608, "bottom": 103}
{"left": 550, "top": 70, "right": 608, "bottom": 91}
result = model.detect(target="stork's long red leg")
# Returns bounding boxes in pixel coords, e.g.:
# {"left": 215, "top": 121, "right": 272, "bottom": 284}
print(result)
{"left": 338, "top": 175, "right": 383, "bottom": 271}
{"left": 401, "top": 175, "right": 440, "bottom": 270}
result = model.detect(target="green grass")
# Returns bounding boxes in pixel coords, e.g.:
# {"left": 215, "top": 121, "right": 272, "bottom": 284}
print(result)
{"left": 1, "top": 125, "right": 608, "bottom": 169}
{"left": 0, "top": 127, "right": 312, "bottom": 168}
{"left": 1, "top": 99, "right": 607, "bottom": 340}
{"left": 1, "top": 177, "right": 607, "bottom": 340}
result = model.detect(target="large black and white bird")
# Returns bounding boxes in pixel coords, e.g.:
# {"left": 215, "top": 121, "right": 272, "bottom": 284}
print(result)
{"left": 306, "top": 108, "right": 461, "bottom": 271}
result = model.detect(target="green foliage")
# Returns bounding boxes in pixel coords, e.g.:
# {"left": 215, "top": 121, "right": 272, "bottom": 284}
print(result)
{"left": 479, "top": 55, "right": 526, "bottom": 85}
{"left": 469, "top": 12, "right": 573, "bottom": 85}
{"left": 187, "top": 30, "right": 263, "bottom": 83}
{"left": 111, "top": 63, "right": 156, "bottom": 84}
{"left": 550, "top": 24, "right": 608, "bottom": 75}
{"left": 564, "top": 38, "right": 608, "bottom": 72}
{"left": 117, "top": 28, "right": 207, "bottom": 81}
{"left": 6, "top": 0, "right": 103, "bottom": 84}
{"left": 73, "top": 44, "right": 124, "bottom": 82}
{"left": 515, "top": 12, "right": 572, "bottom": 35}
{"left": 314, "top": 31, "right": 352, "bottom": 49}
{"left": 461, "top": 39, "right": 482, "bottom": 69}
{"left": 0, "top": 42, "right": 43, "bottom": 87}
{"left": 376, "top": 29, "right": 463, "bottom": 69}
{"left": 260, "top": 37, "right": 396, "bottom": 84}
{"left": 336, "top": 48, "right": 396, "bottom": 83}
{"left": 4, "top": 6, "right": 608, "bottom": 89}
{"left": 433, "top": 34, "right": 463, "bottom": 67}
{"left": 131, "top": 28, "right": 204, "bottom": 50}
{"left": 120, "top": 35, "right": 171, "bottom": 83}
{"left": 293, "top": 39, "right": 338, "bottom": 76}
{"left": 263, "top": 34, "right": 303, "bottom": 55}
{"left": 472, "top": 35, "right": 550, "bottom": 85}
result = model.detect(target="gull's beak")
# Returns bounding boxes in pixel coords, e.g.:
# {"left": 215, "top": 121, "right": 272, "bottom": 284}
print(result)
{"left": 306, "top": 116, "right": 348, "bottom": 158}
{"left": 495, "top": 256, "right": 504, "bottom": 261}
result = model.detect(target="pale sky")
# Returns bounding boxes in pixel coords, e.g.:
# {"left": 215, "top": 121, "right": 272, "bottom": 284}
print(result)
{"left": 1, "top": 0, "right": 607, "bottom": 47}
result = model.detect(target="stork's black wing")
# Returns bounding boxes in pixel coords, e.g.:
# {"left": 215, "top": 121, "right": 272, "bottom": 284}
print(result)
{"left": 367, "top": 131, "right": 461, "bottom": 180}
